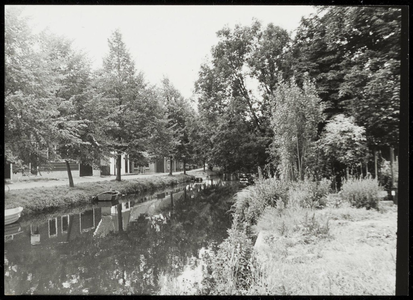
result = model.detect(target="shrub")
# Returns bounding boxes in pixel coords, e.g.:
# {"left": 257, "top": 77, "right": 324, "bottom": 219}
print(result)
{"left": 232, "top": 177, "right": 290, "bottom": 229}
{"left": 340, "top": 178, "right": 383, "bottom": 210}
{"left": 288, "top": 179, "right": 331, "bottom": 209}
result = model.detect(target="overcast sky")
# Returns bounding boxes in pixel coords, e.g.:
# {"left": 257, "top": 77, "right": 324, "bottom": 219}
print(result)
{"left": 15, "top": 5, "right": 316, "bottom": 99}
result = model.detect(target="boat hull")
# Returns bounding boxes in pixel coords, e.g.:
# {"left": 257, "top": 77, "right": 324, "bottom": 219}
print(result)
{"left": 95, "top": 191, "right": 121, "bottom": 201}
{"left": 5, "top": 207, "right": 23, "bottom": 225}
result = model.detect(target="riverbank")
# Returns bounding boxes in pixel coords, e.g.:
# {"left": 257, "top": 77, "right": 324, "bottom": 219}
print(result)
{"left": 5, "top": 174, "right": 195, "bottom": 216}
{"left": 162, "top": 177, "right": 397, "bottom": 295}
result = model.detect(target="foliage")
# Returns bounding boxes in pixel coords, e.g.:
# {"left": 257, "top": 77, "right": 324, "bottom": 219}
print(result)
{"left": 292, "top": 7, "right": 401, "bottom": 149}
{"left": 95, "top": 30, "right": 174, "bottom": 179}
{"left": 340, "top": 177, "right": 383, "bottom": 210}
{"left": 269, "top": 75, "right": 325, "bottom": 181}
{"left": 5, "top": 8, "right": 63, "bottom": 169}
{"left": 199, "top": 228, "right": 258, "bottom": 295}
{"left": 288, "top": 179, "right": 331, "bottom": 209}
{"left": 159, "top": 77, "right": 195, "bottom": 164}
{"left": 378, "top": 159, "right": 399, "bottom": 190}
{"left": 195, "top": 20, "right": 290, "bottom": 173}
{"left": 319, "top": 114, "right": 368, "bottom": 170}
{"left": 232, "top": 177, "right": 290, "bottom": 229}
{"left": 255, "top": 206, "right": 331, "bottom": 242}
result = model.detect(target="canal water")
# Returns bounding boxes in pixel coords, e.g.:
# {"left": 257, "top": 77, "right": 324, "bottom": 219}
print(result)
{"left": 4, "top": 177, "right": 241, "bottom": 295}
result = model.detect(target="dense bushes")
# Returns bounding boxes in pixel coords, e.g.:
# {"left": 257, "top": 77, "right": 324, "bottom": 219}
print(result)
{"left": 232, "top": 178, "right": 331, "bottom": 230}
{"left": 288, "top": 179, "right": 331, "bottom": 209}
{"left": 232, "top": 178, "right": 290, "bottom": 230}
{"left": 342, "top": 178, "right": 382, "bottom": 209}
{"left": 340, "top": 177, "right": 383, "bottom": 210}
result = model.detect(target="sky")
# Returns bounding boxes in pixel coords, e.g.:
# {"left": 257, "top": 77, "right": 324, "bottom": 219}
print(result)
{"left": 14, "top": 5, "right": 316, "bottom": 99}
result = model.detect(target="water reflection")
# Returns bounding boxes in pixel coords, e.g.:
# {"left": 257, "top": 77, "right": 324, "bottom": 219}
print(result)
{"left": 4, "top": 177, "right": 240, "bottom": 295}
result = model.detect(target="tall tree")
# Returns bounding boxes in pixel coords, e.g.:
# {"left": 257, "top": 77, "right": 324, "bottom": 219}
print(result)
{"left": 292, "top": 7, "right": 401, "bottom": 150}
{"left": 97, "top": 29, "right": 173, "bottom": 180}
{"left": 269, "top": 76, "right": 325, "bottom": 181}
{"left": 160, "top": 77, "right": 195, "bottom": 174}
{"left": 5, "top": 7, "right": 64, "bottom": 174}
{"left": 195, "top": 20, "right": 290, "bottom": 173}
{"left": 98, "top": 29, "right": 143, "bottom": 181}
{"left": 37, "top": 31, "right": 100, "bottom": 186}
{"left": 318, "top": 114, "right": 369, "bottom": 186}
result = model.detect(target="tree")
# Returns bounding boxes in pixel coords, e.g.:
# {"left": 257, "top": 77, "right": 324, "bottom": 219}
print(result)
{"left": 97, "top": 29, "right": 174, "bottom": 180}
{"left": 187, "top": 112, "right": 212, "bottom": 172}
{"left": 292, "top": 6, "right": 401, "bottom": 151}
{"left": 318, "top": 114, "right": 369, "bottom": 188}
{"left": 195, "top": 20, "right": 290, "bottom": 173}
{"left": 37, "top": 31, "right": 99, "bottom": 186}
{"left": 159, "top": 78, "right": 195, "bottom": 174}
{"left": 5, "top": 7, "right": 74, "bottom": 181}
{"left": 269, "top": 76, "right": 325, "bottom": 181}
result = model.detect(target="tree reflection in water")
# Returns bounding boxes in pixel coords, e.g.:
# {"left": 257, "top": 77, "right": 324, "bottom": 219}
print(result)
{"left": 4, "top": 181, "right": 239, "bottom": 295}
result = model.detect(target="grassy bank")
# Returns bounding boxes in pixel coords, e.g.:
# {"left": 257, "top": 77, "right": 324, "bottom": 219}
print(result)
{"left": 161, "top": 177, "right": 397, "bottom": 295}
{"left": 5, "top": 174, "right": 194, "bottom": 216}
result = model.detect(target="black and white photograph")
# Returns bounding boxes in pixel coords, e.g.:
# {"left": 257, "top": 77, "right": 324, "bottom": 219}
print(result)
{"left": 4, "top": 3, "right": 408, "bottom": 296}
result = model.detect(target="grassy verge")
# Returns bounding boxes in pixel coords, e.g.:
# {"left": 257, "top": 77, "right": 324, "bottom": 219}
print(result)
{"left": 5, "top": 174, "right": 194, "bottom": 216}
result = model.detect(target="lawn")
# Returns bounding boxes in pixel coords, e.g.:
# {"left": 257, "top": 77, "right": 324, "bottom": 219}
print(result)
{"left": 252, "top": 200, "right": 397, "bottom": 295}
{"left": 5, "top": 174, "right": 194, "bottom": 216}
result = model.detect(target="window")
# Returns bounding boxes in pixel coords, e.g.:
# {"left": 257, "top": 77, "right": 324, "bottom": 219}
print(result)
{"left": 61, "top": 215, "right": 70, "bottom": 233}
{"left": 79, "top": 209, "right": 95, "bottom": 233}
{"left": 48, "top": 218, "right": 58, "bottom": 238}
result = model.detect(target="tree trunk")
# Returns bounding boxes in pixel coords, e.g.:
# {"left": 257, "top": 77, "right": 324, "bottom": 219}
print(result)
{"left": 360, "top": 162, "right": 363, "bottom": 179}
{"left": 296, "top": 137, "right": 302, "bottom": 181}
{"left": 66, "top": 215, "right": 75, "bottom": 242}
{"left": 390, "top": 146, "right": 394, "bottom": 188}
{"left": 183, "top": 158, "right": 186, "bottom": 175}
{"left": 374, "top": 149, "right": 378, "bottom": 179}
{"left": 116, "top": 153, "right": 121, "bottom": 181}
{"left": 117, "top": 203, "right": 123, "bottom": 232}
{"left": 203, "top": 159, "right": 206, "bottom": 172}
{"left": 169, "top": 156, "right": 173, "bottom": 176}
{"left": 65, "top": 160, "right": 74, "bottom": 187}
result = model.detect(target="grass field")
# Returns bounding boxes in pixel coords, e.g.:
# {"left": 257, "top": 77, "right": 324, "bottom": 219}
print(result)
{"left": 251, "top": 201, "right": 397, "bottom": 295}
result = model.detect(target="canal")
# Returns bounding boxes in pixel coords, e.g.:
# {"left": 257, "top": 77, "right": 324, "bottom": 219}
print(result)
{"left": 4, "top": 177, "right": 241, "bottom": 295}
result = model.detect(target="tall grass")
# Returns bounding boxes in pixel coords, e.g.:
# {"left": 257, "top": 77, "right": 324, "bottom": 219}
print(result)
{"left": 340, "top": 177, "right": 383, "bottom": 210}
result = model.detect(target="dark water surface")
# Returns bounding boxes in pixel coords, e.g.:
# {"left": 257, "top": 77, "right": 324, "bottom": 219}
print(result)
{"left": 4, "top": 178, "right": 240, "bottom": 295}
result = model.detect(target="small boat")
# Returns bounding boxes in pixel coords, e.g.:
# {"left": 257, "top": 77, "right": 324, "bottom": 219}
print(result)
{"left": 96, "top": 199, "right": 119, "bottom": 207}
{"left": 5, "top": 207, "right": 23, "bottom": 225}
{"left": 93, "top": 190, "right": 121, "bottom": 201}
